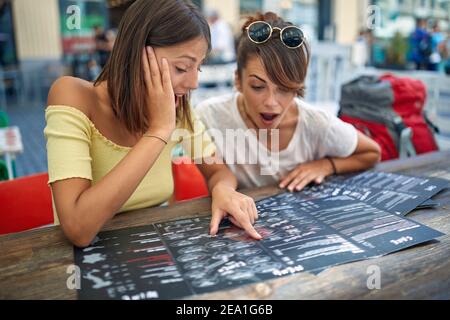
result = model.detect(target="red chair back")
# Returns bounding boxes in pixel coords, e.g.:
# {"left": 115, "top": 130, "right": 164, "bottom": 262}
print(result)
{"left": 0, "top": 173, "right": 53, "bottom": 235}
{"left": 172, "top": 157, "right": 209, "bottom": 202}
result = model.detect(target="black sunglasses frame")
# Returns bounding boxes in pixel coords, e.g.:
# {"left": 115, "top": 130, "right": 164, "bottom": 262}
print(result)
{"left": 245, "top": 21, "right": 305, "bottom": 49}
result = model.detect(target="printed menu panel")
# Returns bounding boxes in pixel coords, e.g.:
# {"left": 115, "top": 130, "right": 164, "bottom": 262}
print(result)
{"left": 75, "top": 172, "right": 445, "bottom": 300}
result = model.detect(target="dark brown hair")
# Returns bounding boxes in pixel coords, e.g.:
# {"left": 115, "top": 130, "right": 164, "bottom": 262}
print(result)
{"left": 95, "top": 0, "right": 211, "bottom": 134}
{"left": 237, "top": 12, "right": 310, "bottom": 97}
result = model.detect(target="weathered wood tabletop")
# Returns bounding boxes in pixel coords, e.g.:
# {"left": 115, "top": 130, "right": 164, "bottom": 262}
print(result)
{"left": 1, "top": 151, "right": 449, "bottom": 300}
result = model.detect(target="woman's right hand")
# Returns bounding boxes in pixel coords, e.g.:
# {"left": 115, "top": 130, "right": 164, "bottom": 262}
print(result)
{"left": 142, "top": 46, "right": 176, "bottom": 140}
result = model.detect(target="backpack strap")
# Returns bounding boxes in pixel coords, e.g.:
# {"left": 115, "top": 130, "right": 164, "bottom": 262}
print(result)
{"left": 423, "top": 112, "right": 440, "bottom": 134}
{"left": 393, "top": 116, "right": 417, "bottom": 158}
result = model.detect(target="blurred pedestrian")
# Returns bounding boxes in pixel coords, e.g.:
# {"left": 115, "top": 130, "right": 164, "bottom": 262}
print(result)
{"left": 87, "top": 58, "right": 101, "bottom": 81}
{"left": 93, "top": 25, "right": 112, "bottom": 68}
{"left": 206, "top": 9, "right": 235, "bottom": 64}
{"left": 429, "top": 22, "right": 445, "bottom": 72}
{"left": 443, "top": 32, "right": 450, "bottom": 75}
{"left": 409, "top": 18, "right": 431, "bottom": 70}
{"left": 352, "top": 29, "right": 372, "bottom": 68}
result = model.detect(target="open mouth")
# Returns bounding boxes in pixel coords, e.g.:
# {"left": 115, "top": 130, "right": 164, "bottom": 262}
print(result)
{"left": 260, "top": 113, "right": 279, "bottom": 124}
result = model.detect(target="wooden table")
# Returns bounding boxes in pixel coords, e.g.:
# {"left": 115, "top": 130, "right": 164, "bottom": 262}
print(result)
{"left": 1, "top": 151, "right": 449, "bottom": 300}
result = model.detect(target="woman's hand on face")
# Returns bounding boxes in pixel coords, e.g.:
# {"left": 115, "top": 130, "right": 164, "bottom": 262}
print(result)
{"left": 279, "top": 159, "right": 334, "bottom": 192}
{"left": 142, "top": 46, "right": 176, "bottom": 140}
{"left": 209, "top": 185, "right": 262, "bottom": 240}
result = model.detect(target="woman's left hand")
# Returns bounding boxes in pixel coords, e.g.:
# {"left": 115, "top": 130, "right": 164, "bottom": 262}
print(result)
{"left": 209, "top": 185, "right": 262, "bottom": 240}
{"left": 279, "top": 159, "right": 334, "bottom": 192}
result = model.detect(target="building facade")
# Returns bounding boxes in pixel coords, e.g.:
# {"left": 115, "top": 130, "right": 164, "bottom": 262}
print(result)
{"left": 2, "top": 0, "right": 448, "bottom": 69}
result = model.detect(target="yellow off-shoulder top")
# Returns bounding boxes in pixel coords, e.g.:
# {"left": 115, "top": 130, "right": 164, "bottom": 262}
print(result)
{"left": 44, "top": 105, "right": 215, "bottom": 224}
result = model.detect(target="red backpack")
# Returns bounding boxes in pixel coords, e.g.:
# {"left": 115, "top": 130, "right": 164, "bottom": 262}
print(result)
{"left": 338, "top": 74, "right": 439, "bottom": 161}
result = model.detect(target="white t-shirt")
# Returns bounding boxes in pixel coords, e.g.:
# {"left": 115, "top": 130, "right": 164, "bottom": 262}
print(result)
{"left": 196, "top": 93, "right": 358, "bottom": 189}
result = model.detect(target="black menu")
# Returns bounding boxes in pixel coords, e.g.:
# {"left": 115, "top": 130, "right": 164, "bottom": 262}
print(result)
{"left": 74, "top": 172, "right": 446, "bottom": 300}
{"left": 312, "top": 171, "right": 448, "bottom": 215}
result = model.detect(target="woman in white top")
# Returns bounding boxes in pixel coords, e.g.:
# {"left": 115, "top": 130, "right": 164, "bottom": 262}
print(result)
{"left": 197, "top": 12, "right": 381, "bottom": 191}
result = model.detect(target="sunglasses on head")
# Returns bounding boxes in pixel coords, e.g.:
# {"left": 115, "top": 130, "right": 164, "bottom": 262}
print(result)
{"left": 246, "top": 21, "right": 305, "bottom": 49}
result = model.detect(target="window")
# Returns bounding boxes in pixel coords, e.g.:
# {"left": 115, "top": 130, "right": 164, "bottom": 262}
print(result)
{"left": 192, "top": 0, "right": 202, "bottom": 9}
{"left": 240, "top": 0, "right": 263, "bottom": 15}
{"left": 284, "top": 0, "right": 319, "bottom": 41}
{"left": 0, "top": 1, "right": 18, "bottom": 67}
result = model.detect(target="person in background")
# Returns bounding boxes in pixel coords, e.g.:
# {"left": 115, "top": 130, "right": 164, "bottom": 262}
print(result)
{"left": 362, "top": 29, "right": 374, "bottom": 67}
{"left": 93, "top": 25, "right": 112, "bottom": 68}
{"left": 443, "top": 32, "right": 450, "bottom": 75}
{"left": 205, "top": 9, "right": 236, "bottom": 64}
{"left": 410, "top": 18, "right": 431, "bottom": 70}
{"left": 87, "top": 58, "right": 101, "bottom": 81}
{"left": 352, "top": 29, "right": 370, "bottom": 68}
{"left": 429, "top": 21, "right": 445, "bottom": 72}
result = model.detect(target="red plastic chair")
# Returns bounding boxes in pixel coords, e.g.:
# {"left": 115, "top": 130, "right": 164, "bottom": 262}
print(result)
{"left": 172, "top": 157, "right": 209, "bottom": 202}
{"left": 0, "top": 173, "right": 54, "bottom": 235}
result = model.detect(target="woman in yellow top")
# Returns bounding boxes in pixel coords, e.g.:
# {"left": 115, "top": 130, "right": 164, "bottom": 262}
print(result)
{"left": 44, "top": 0, "right": 261, "bottom": 248}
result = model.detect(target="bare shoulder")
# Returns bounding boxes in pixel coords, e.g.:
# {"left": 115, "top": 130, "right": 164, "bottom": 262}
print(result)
{"left": 47, "top": 76, "right": 97, "bottom": 118}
